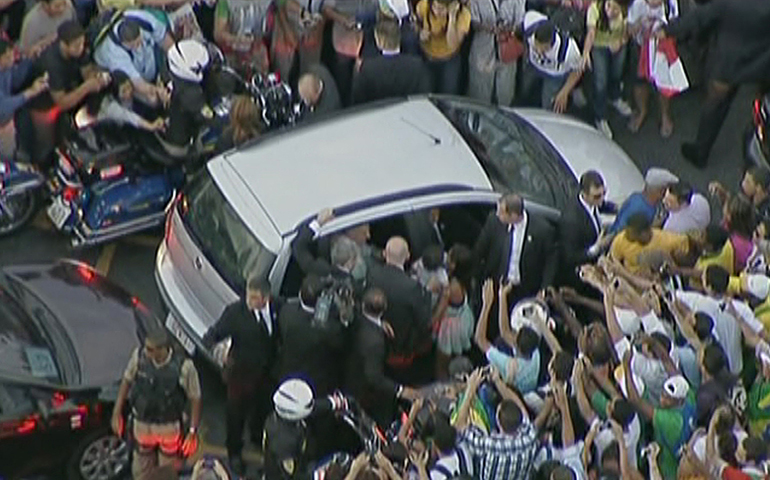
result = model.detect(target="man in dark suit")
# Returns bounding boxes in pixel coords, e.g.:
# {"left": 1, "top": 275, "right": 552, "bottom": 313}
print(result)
{"left": 558, "top": 170, "right": 613, "bottom": 290}
{"left": 471, "top": 193, "right": 558, "bottom": 340}
{"left": 351, "top": 18, "right": 431, "bottom": 105}
{"left": 367, "top": 236, "right": 434, "bottom": 385}
{"left": 345, "top": 288, "right": 417, "bottom": 427}
{"left": 202, "top": 277, "right": 281, "bottom": 474}
{"left": 406, "top": 207, "right": 448, "bottom": 260}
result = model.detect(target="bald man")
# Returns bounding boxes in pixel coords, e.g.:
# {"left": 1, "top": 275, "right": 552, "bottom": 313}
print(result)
{"left": 367, "top": 236, "right": 434, "bottom": 385}
{"left": 297, "top": 63, "right": 340, "bottom": 118}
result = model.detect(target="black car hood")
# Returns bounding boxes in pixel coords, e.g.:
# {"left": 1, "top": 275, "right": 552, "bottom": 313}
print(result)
{"left": 4, "top": 262, "right": 151, "bottom": 388}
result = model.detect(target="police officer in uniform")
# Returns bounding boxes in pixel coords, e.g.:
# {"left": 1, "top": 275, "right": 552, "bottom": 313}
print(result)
{"left": 111, "top": 329, "right": 202, "bottom": 480}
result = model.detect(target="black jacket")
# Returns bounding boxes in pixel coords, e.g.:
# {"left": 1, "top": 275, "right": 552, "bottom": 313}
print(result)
{"left": 203, "top": 298, "right": 282, "bottom": 375}
{"left": 351, "top": 54, "right": 431, "bottom": 106}
{"left": 292, "top": 223, "right": 336, "bottom": 277}
{"left": 367, "top": 263, "right": 432, "bottom": 359}
{"left": 344, "top": 314, "right": 398, "bottom": 427}
{"left": 558, "top": 195, "right": 601, "bottom": 285}
{"left": 471, "top": 211, "right": 557, "bottom": 297}
{"left": 275, "top": 300, "right": 347, "bottom": 397}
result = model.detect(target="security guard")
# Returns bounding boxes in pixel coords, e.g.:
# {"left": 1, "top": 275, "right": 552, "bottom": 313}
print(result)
{"left": 111, "top": 329, "right": 202, "bottom": 480}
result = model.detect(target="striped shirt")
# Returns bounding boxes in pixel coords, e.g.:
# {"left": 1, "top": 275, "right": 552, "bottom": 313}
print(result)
{"left": 458, "top": 420, "right": 538, "bottom": 480}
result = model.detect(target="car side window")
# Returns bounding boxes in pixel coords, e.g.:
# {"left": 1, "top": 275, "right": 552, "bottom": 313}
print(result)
{"left": 462, "top": 110, "right": 556, "bottom": 207}
{"left": 0, "top": 382, "right": 33, "bottom": 420}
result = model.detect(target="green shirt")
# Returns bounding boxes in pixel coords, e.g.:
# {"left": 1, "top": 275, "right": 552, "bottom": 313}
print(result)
{"left": 748, "top": 378, "right": 770, "bottom": 439}
{"left": 653, "top": 390, "right": 696, "bottom": 480}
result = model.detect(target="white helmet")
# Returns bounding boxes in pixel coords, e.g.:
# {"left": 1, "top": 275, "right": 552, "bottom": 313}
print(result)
{"left": 168, "top": 39, "right": 210, "bottom": 82}
{"left": 273, "top": 379, "right": 314, "bottom": 421}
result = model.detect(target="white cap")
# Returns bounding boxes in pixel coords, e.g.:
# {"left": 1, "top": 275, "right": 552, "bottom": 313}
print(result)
{"left": 273, "top": 379, "right": 314, "bottom": 421}
{"left": 379, "top": 0, "right": 410, "bottom": 18}
{"left": 645, "top": 168, "right": 679, "bottom": 188}
{"left": 663, "top": 374, "right": 689, "bottom": 400}
{"left": 746, "top": 274, "right": 770, "bottom": 299}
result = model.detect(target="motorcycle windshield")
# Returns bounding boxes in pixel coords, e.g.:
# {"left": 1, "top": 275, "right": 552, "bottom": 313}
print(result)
{"left": 180, "top": 169, "right": 276, "bottom": 294}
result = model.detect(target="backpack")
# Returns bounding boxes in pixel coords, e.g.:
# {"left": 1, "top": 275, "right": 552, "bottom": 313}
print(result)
{"left": 87, "top": 9, "right": 156, "bottom": 54}
{"left": 522, "top": 19, "right": 571, "bottom": 67}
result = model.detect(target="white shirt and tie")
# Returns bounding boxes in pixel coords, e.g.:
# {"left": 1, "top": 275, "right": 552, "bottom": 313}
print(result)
{"left": 507, "top": 211, "right": 528, "bottom": 285}
{"left": 579, "top": 194, "right": 603, "bottom": 256}
{"left": 254, "top": 303, "right": 274, "bottom": 336}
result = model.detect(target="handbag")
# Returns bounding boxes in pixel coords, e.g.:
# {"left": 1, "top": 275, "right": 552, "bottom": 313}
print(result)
{"left": 488, "top": 0, "right": 523, "bottom": 63}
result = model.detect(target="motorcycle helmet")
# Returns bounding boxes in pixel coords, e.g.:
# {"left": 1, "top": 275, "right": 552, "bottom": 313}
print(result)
{"left": 273, "top": 379, "right": 314, "bottom": 421}
{"left": 168, "top": 39, "right": 210, "bottom": 82}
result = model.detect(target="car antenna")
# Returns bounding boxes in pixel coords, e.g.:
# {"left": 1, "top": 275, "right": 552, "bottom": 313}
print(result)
{"left": 400, "top": 117, "right": 441, "bottom": 145}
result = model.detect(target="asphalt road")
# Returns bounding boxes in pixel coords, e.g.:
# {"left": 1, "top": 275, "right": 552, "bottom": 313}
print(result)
{"left": 0, "top": 84, "right": 756, "bottom": 475}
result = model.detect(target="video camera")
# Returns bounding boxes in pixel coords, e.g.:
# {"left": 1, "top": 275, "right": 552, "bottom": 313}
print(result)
{"left": 313, "top": 275, "right": 356, "bottom": 328}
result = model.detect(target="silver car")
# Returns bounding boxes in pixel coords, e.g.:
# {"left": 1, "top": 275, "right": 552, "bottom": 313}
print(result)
{"left": 155, "top": 96, "right": 644, "bottom": 362}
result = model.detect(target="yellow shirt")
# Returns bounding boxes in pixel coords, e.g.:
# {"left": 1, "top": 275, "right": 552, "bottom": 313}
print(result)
{"left": 610, "top": 229, "right": 689, "bottom": 274}
{"left": 586, "top": 2, "right": 625, "bottom": 48}
{"left": 416, "top": 0, "right": 471, "bottom": 60}
{"left": 692, "top": 242, "right": 735, "bottom": 290}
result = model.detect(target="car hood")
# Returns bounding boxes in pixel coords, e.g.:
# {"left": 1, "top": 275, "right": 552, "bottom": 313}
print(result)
{"left": 4, "top": 262, "right": 152, "bottom": 388}
{"left": 514, "top": 109, "right": 645, "bottom": 205}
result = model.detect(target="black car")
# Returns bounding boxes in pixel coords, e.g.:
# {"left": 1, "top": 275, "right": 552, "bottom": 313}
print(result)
{"left": 0, "top": 259, "right": 161, "bottom": 480}
{"left": 746, "top": 91, "right": 770, "bottom": 168}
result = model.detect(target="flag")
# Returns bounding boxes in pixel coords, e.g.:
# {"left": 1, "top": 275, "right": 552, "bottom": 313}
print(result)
{"left": 645, "top": 36, "right": 689, "bottom": 98}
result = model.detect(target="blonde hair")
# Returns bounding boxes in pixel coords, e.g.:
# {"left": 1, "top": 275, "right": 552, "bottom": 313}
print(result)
{"left": 230, "top": 95, "right": 262, "bottom": 146}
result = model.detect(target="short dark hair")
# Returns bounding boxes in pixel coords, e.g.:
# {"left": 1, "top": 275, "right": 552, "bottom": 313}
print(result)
{"left": 551, "top": 351, "right": 574, "bottom": 382}
{"left": 585, "top": 332, "right": 612, "bottom": 366}
{"left": 705, "top": 264, "right": 730, "bottom": 294}
{"left": 533, "top": 20, "right": 556, "bottom": 45}
{"left": 668, "top": 181, "right": 693, "bottom": 205}
{"left": 610, "top": 399, "right": 635, "bottom": 428}
{"left": 422, "top": 244, "right": 444, "bottom": 271}
{"left": 500, "top": 193, "right": 524, "bottom": 216}
{"left": 704, "top": 224, "right": 729, "bottom": 251}
{"left": 743, "top": 436, "right": 768, "bottom": 463}
{"left": 694, "top": 312, "right": 715, "bottom": 341}
{"left": 58, "top": 20, "right": 84, "bottom": 44}
{"left": 0, "top": 39, "right": 12, "bottom": 57}
{"left": 626, "top": 212, "right": 652, "bottom": 236}
{"left": 118, "top": 19, "right": 141, "bottom": 43}
{"left": 431, "top": 413, "right": 457, "bottom": 454}
{"left": 718, "top": 432, "right": 739, "bottom": 467}
{"left": 551, "top": 466, "right": 576, "bottom": 480}
{"left": 247, "top": 276, "right": 271, "bottom": 295}
{"left": 362, "top": 288, "right": 387, "bottom": 317}
{"left": 748, "top": 166, "right": 770, "bottom": 192}
{"left": 579, "top": 170, "right": 605, "bottom": 193}
{"left": 146, "top": 328, "right": 170, "bottom": 348}
{"left": 299, "top": 274, "right": 324, "bottom": 308}
{"left": 497, "top": 399, "right": 522, "bottom": 433}
{"left": 726, "top": 194, "right": 756, "bottom": 238}
{"left": 702, "top": 343, "right": 727, "bottom": 376}
{"left": 516, "top": 326, "right": 539, "bottom": 358}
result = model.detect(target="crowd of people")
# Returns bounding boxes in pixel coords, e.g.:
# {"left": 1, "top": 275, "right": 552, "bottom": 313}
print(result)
{"left": 115, "top": 164, "right": 770, "bottom": 480}
{"left": 0, "top": 0, "right": 769, "bottom": 165}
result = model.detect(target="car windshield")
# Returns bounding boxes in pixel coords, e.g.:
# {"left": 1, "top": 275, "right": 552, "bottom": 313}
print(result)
{"left": 181, "top": 169, "right": 277, "bottom": 293}
{"left": 0, "top": 274, "right": 66, "bottom": 384}
{"left": 434, "top": 98, "right": 573, "bottom": 209}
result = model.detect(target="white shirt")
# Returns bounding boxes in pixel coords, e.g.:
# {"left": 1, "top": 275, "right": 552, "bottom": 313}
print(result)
{"left": 523, "top": 11, "right": 582, "bottom": 77}
{"left": 594, "top": 414, "right": 642, "bottom": 468}
{"left": 578, "top": 193, "right": 601, "bottom": 234}
{"left": 534, "top": 442, "right": 587, "bottom": 480}
{"left": 363, "top": 311, "right": 383, "bottom": 329}
{"left": 627, "top": 0, "right": 678, "bottom": 44}
{"left": 507, "top": 211, "right": 528, "bottom": 284}
{"left": 663, "top": 193, "right": 711, "bottom": 233}
{"left": 675, "top": 291, "right": 762, "bottom": 375}
{"left": 254, "top": 303, "right": 273, "bottom": 335}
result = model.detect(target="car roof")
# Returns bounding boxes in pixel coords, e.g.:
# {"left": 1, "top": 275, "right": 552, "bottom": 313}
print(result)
{"left": 218, "top": 98, "right": 494, "bottom": 235}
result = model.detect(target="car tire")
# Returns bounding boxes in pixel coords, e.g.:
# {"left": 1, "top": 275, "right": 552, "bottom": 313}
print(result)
{"left": 66, "top": 426, "right": 130, "bottom": 480}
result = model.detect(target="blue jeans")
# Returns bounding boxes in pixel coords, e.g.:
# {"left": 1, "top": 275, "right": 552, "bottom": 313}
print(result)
{"left": 427, "top": 54, "right": 462, "bottom": 95}
{"left": 541, "top": 73, "right": 568, "bottom": 109}
{"left": 591, "top": 46, "right": 626, "bottom": 120}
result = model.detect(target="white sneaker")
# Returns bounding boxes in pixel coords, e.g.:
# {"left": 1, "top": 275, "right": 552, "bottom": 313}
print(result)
{"left": 571, "top": 88, "right": 587, "bottom": 108}
{"left": 596, "top": 119, "right": 613, "bottom": 139}
{"left": 612, "top": 98, "right": 633, "bottom": 116}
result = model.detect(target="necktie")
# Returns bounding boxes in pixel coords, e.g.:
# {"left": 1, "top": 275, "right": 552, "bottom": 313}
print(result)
{"left": 259, "top": 310, "right": 272, "bottom": 336}
{"left": 592, "top": 207, "right": 601, "bottom": 233}
{"left": 433, "top": 222, "right": 444, "bottom": 247}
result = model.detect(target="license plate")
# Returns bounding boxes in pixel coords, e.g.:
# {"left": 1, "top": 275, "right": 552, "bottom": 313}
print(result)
{"left": 46, "top": 197, "right": 71, "bottom": 229}
{"left": 165, "top": 313, "right": 195, "bottom": 355}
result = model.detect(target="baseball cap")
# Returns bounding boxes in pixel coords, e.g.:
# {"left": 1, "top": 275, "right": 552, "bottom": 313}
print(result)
{"left": 645, "top": 168, "right": 679, "bottom": 188}
{"left": 746, "top": 274, "right": 770, "bottom": 299}
{"left": 663, "top": 374, "right": 689, "bottom": 400}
